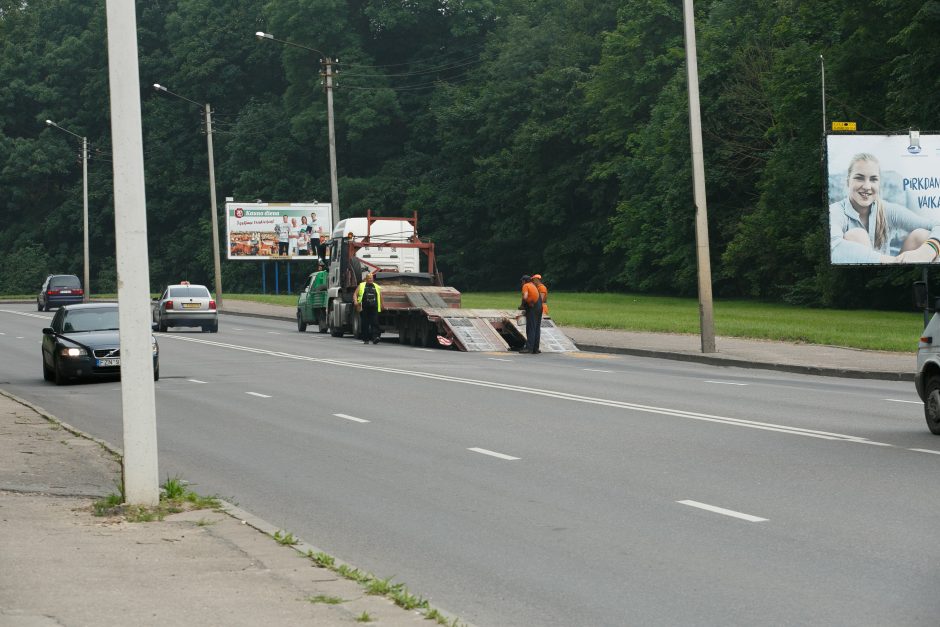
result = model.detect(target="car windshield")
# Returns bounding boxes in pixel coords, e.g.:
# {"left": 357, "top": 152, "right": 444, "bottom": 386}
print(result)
{"left": 61, "top": 308, "right": 120, "bottom": 333}
{"left": 169, "top": 287, "right": 210, "bottom": 298}
{"left": 50, "top": 276, "right": 81, "bottom": 289}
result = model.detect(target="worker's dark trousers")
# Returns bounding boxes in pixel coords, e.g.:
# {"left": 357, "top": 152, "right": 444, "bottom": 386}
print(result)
{"left": 525, "top": 297, "right": 542, "bottom": 352}
{"left": 360, "top": 308, "right": 379, "bottom": 342}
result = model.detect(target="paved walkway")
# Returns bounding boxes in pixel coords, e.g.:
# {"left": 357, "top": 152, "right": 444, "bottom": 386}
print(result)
{"left": 0, "top": 299, "right": 917, "bottom": 626}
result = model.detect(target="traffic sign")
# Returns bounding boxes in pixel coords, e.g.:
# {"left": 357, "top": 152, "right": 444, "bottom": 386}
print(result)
{"left": 831, "top": 121, "right": 857, "bottom": 131}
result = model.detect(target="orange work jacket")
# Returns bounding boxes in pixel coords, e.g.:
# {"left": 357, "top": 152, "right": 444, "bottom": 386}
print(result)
{"left": 521, "top": 282, "right": 540, "bottom": 307}
{"left": 535, "top": 283, "right": 548, "bottom": 315}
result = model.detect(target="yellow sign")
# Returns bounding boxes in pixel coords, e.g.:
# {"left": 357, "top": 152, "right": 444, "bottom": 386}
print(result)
{"left": 831, "top": 121, "right": 857, "bottom": 131}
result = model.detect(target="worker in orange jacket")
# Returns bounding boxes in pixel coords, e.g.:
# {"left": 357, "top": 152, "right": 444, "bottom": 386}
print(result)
{"left": 519, "top": 275, "right": 542, "bottom": 354}
{"left": 532, "top": 274, "right": 548, "bottom": 315}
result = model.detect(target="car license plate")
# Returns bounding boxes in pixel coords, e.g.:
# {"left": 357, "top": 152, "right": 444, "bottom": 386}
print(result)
{"left": 96, "top": 358, "right": 121, "bottom": 367}
{"left": 182, "top": 303, "right": 200, "bottom": 309}
{"left": 61, "top": 290, "right": 72, "bottom": 294}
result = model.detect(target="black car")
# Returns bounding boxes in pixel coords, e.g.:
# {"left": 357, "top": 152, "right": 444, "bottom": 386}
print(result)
{"left": 38, "top": 274, "right": 84, "bottom": 311}
{"left": 41, "top": 303, "right": 159, "bottom": 385}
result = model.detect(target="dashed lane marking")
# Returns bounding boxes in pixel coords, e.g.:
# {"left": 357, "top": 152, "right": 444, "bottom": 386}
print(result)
{"left": 468, "top": 447, "right": 520, "bottom": 461}
{"left": 678, "top": 500, "right": 768, "bottom": 522}
{"left": 334, "top": 413, "right": 370, "bottom": 423}
{"left": 245, "top": 392, "right": 271, "bottom": 398}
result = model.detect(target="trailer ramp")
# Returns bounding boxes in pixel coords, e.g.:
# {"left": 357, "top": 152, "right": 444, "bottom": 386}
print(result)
{"left": 423, "top": 308, "right": 579, "bottom": 353}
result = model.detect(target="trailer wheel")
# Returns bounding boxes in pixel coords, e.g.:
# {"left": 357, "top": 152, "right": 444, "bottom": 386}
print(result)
{"left": 317, "top": 310, "right": 328, "bottom": 333}
{"left": 925, "top": 375, "right": 940, "bottom": 435}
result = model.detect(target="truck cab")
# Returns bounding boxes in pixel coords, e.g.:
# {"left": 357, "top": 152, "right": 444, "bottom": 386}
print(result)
{"left": 296, "top": 270, "right": 329, "bottom": 333}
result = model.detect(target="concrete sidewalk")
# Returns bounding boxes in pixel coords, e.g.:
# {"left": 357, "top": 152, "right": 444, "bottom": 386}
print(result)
{"left": 0, "top": 391, "right": 449, "bottom": 627}
{"left": 220, "top": 299, "right": 915, "bottom": 381}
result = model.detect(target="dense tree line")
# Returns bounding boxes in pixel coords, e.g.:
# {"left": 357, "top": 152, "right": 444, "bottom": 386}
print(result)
{"left": 1, "top": 0, "right": 938, "bottom": 307}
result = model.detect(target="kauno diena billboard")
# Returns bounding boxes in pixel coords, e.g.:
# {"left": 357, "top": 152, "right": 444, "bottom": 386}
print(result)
{"left": 828, "top": 134, "right": 940, "bottom": 265}
{"left": 225, "top": 202, "right": 333, "bottom": 261}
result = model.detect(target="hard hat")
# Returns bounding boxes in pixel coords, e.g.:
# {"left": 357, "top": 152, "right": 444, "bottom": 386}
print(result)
{"left": 531, "top": 274, "right": 542, "bottom": 280}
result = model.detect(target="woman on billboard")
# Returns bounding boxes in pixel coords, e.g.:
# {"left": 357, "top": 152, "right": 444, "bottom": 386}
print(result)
{"left": 829, "top": 153, "right": 940, "bottom": 263}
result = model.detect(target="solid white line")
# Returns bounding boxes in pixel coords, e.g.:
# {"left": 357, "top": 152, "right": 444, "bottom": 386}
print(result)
{"left": 704, "top": 380, "right": 748, "bottom": 386}
{"left": 909, "top": 448, "right": 940, "bottom": 455}
{"left": 334, "top": 413, "right": 370, "bottom": 423}
{"left": 0, "top": 310, "right": 51, "bottom": 320}
{"left": 267, "top": 331, "right": 280, "bottom": 335}
{"left": 488, "top": 358, "right": 513, "bottom": 362}
{"left": 0, "top": 332, "right": 5, "bottom": 335}
{"left": 15, "top": 336, "right": 23, "bottom": 339}
{"left": 233, "top": 328, "right": 244, "bottom": 331}
{"left": 677, "top": 500, "right": 768, "bottom": 522}
{"left": 161, "top": 335, "right": 893, "bottom": 445}
{"left": 468, "top": 447, "right": 520, "bottom": 461}
{"left": 883, "top": 398, "right": 921, "bottom": 404}
{"left": 415, "top": 348, "right": 435, "bottom": 352}
{"left": 583, "top": 368, "right": 612, "bottom": 373}
{"left": 245, "top": 392, "right": 271, "bottom": 398}
{"left": 188, "top": 379, "right": 207, "bottom": 384}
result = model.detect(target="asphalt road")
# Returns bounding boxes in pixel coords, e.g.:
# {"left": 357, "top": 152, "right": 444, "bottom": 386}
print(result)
{"left": 2, "top": 304, "right": 939, "bottom": 626}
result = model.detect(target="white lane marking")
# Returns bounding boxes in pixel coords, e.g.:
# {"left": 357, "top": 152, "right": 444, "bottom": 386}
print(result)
{"left": 488, "top": 358, "right": 513, "bottom": 362}
{"left": 234, "top": 328, "right": 244, "bottom": 331}
{"left": 704, "top": 380, "right": 748, "bottom": 386}
{"left": 188, "top": 379, "right": 207, "bottom": 384}
{"left": 468, "top": 447, "right": 520, "bottom": 461}
{"left": 883, "top": 398, "right": 921, "bottom": 404}
{"left": 910, "top": 448, "right": 940, "bottom": 455}
{"left": 678, "top": 500, "right": 768, "bottom": 522}
{"left": 415, "top": 348, "right": 435, "bottom": 352}
{"left": 0, "top": 332, "right": 5, "bottom": 335}
{"left": 583, "top": 368, "right": 612, "bottom": 373}
{"left": 245, "top": 392, "right": 271, "bottom": 398}
{"left": 267, "top": 331, "right": 280, "bottom": 335}
{"left": 161, "top": 335, "right": 894, "bottom": 446}
{"left": 15, "top": 336, "right": 24, "bottom": 339}
{"left": 334, "top": 413, "right": 370, "bottom": 423}
{"left": 0, "top": 309, "right": 52, "bottom": 320}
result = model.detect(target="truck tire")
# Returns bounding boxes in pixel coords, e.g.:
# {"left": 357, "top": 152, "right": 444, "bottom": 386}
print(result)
{"left": 351, "top": 311, "right": 362, "bottom": 340}
{"left": 317, "top": 310, "right": 328, "bottom": 333}
{"left": 297, "top": 309, "right": 307, "bottom": 332}
{"left": 925, "top": 375, "right": 940, "bottom": 435}
{"left": 329, "top": 301, "right": 344, "bottom": 337}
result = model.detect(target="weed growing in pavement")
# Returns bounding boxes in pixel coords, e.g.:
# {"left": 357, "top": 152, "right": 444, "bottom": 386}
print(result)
{"left": 308, "top": 595, "right": 345, "bottom": 605}
{"left": 273, "top": 530, "right": 299, "bottom": 545}
{"left": 91, "top": 476, "right": 220, "bottom": 522}
{"left": 195, "top": 518, "right": 217, "bottom": 527}
{"left": 355, "top": 611, "right": 373, "bottom": 623}
{"left": 298, "top": 548, "right": 460, "bottom": 625}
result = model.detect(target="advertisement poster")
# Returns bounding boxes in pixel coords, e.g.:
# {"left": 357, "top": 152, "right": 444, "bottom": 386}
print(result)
{"left": 828, "top": 134, "right": 940, "bottom": 265}
{"left": 225, "top": 202, "right": 333, "bottom": 261}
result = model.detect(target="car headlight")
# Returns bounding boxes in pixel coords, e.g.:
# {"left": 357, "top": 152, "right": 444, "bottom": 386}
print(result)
{"left": 60, "top": 347, "right": 87, "bottom": 358}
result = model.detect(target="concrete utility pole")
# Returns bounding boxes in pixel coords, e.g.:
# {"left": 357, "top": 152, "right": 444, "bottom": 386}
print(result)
{"left": 682, "top": 0, "right": 717, "bottom": 354}
{"left": 105, "top": 0, "right": 160, "bottom": 505}
{"left": 45, "top": 121, "right": 91, "bottom": 302}
{"left": 152, "top": 84, "right": 224, "bottom": 308}
{"left": 256, "top": 32, "right": 340, "bottom": 227}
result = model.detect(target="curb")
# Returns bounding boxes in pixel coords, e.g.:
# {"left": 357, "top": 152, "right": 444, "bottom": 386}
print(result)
{"left": 574, "top": 344, "right": 914, "bottom": 382}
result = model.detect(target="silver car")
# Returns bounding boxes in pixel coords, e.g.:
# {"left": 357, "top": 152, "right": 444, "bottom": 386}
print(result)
{"left": 152, "top": 283, "right": 218, "bottom": 332}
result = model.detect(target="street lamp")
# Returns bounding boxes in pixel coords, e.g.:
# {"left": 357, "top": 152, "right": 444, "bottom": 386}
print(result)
{"left": 45, "top": 119, "right": 90, "bottom": 302}
{"left": 256, "top": 31, "right": 340, "bottom": 227}
{"left": 152, "top": 83, "right": 224, "bottom": 309}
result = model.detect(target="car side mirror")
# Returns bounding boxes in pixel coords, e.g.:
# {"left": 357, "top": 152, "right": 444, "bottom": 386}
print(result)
{"left": 42, "top": 327, "right": 53, "bottom": 335}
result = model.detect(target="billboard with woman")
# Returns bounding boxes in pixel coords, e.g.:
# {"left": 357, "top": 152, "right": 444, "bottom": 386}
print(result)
{"left": 828, "top": 134, "right": 940, "bottom": 265}
{"left": 225, "top": 201, "right": 332, "bottom": 260}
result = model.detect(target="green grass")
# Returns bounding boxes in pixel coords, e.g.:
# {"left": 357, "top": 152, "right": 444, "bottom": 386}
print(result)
{"left": 458, "top": 292, "right": 924, "bottom": 353}
{"left": 92, "top": 476, "right": 221, "bottom": 522}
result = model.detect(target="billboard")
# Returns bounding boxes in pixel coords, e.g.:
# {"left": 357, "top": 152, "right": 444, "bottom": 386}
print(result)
{"left": 828, "top": 134, "right": 940, "bottom": 265}
{"left": 225, "top": 202, "right": 333, "bottom": 261}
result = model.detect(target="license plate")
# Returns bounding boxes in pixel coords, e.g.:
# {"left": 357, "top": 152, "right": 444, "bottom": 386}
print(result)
{"left": 61, "top": 290, "right": 72, "bottom": 294}
{"left": 96, "top": 358, "right": 121, "bottom": 367}
{"left": 182, "top": 303, "right": 201, "bottom": 309}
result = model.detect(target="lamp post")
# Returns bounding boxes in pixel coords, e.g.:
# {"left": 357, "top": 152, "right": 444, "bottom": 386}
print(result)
{"left": 152, "top": 84, "right": 224, "bottom": 309}
{"left": 45, "top": 120, "right": 90, "bottom": 302}
{"left": 256, "top": 31, "right": 340, "bottom": 227}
